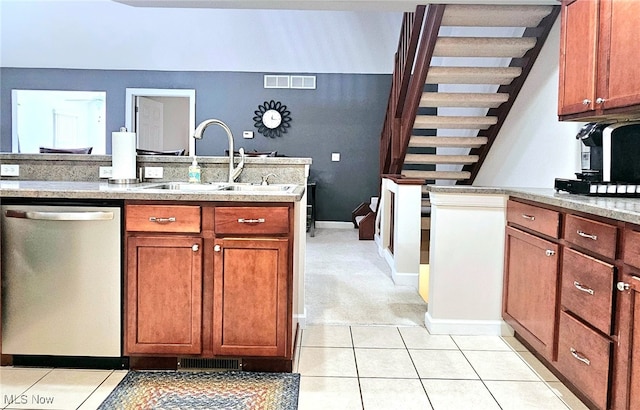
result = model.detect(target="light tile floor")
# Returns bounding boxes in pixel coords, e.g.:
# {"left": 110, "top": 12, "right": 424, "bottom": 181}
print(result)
{"left": 294, "top": 324, "right": 589, "bottom": 410}
{"left": 1, "top": 229, "right": 590, "bottom": 409}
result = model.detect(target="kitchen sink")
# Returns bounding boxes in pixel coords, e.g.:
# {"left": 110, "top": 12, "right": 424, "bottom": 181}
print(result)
{"left": 141, "top": 182, "right": 297, "bottom": 193}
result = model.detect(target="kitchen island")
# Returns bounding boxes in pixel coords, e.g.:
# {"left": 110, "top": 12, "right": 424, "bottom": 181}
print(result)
{"left": 0, "top": 154, "right": 311, "bottom": 373}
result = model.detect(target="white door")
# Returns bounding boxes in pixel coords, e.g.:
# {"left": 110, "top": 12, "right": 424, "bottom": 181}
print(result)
{"left": 135, "top": 96, "right": 164, "bottom": 151}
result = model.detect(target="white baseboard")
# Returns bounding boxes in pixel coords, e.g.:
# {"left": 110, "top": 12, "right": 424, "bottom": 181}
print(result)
{"left": 425, "top": 312, "right": 513, "bottom": 336}
{"left": 392, "top": 270, "right": 419, "bottom": 289}
{"left": 316, "top": 221, "right": 354, "bottom": 229}
{"left": 294, "top": 308, "right": 307, "bottom": 330}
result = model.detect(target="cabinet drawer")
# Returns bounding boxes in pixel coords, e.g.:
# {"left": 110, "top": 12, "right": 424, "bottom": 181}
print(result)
{"left": 557, "top": 312, "right": 611, "bottom": 410}
{"left": 623, "top": 228, "right": 640, "bottom": 269}
{"left": 507, "top": 200, "right": 559, "bottom": 238}
{"left": 215, "top": 206, "right": 289, "bottom": 235}
{"left": 126, "top": 205, "right": 201, "bottom": 233}
{"left": 565, "top": 214, "right": 617, "bottom": 259}
{"left": 562, "top": 248, "right": 614, "bottom": 334}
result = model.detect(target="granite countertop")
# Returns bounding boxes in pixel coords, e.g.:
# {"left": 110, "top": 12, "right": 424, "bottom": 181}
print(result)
{"left": 0, "top": 180, "right": 305, "bottom": 203}
{"left": 427, "top": 185, "right": 640, "bottom": 225}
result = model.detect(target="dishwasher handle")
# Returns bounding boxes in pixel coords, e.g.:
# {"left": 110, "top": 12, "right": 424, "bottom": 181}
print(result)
{"left": 5, "top": 209, "right": 115, "bottom": 221}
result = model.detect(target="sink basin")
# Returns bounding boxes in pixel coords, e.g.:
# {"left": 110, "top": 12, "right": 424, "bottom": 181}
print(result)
{"left": 221, "top": 184, "right": 297, "bottom": 192}
{"left": 141, "top": 182, "right": 228, "bottom": 191}
{"left": 140, "top": 182, "right": 297, "bottom": 193}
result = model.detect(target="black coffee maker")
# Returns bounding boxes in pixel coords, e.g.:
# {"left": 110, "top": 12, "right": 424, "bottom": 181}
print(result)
{"left": 575, "top": 122, "right": 612, "bottom": 181}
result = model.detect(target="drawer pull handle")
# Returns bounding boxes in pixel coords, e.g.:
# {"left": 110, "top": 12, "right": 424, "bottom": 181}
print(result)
{"left": 576, "top": 230, "right": 597, "bottom": 241}
{"left": 570, "top": 348, "right": 591, "bottom": 366}
{"left": 545, "top": 249, "right": 555, "bottom": 257}
{"left": 149, "top": 216, "right": 176, "bottom": 224}
{"left": 574, "top": 281, "right": 594, "bottom": 295}
{"left": 521, "top": 214, "right": 535, "bottom": 221}
{"left": 238, "top": 218, "right": 265, "bottom": 224}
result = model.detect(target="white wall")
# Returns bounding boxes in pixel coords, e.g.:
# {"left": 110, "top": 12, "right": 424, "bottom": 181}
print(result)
{"left": 473, "top": 19, "right": 585, "bottom": 188}
{"left": 0, "top": 0, "right": 402, "bottom": 74}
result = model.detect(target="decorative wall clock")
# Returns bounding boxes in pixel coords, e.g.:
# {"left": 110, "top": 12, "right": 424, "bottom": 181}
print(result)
{"left": 253, "top": 100, "right": 292, "bottom": 138}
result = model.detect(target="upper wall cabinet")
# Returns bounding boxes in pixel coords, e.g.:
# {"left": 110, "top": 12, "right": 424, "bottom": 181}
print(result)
{"left": 558, "top": 0, "right": 640, "bottom": 121}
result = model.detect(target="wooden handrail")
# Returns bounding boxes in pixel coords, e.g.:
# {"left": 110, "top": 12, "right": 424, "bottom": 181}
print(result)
{"left": 391, "top": 4, "right": 445, "bottom": 175}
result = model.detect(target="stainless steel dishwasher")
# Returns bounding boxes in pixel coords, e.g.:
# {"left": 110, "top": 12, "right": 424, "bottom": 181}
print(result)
{"left": 1, "top": 201, "right": 122, "bottom": 358}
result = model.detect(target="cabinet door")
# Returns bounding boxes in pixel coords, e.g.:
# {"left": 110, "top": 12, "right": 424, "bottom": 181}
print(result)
{"left": 558, "top": 0, "right": 599, "bottom": 116}
{"left": 504, "top": 226, "right": 559, "bottom": 359}
{"left": 602, "top": 0, "right": 640, "bottom": 110}
{"left": 126, "top": 236, "right": 202, "bottom": 355}
{"left": 213, "top": 237, "right": 289, "bottom": 358}
{"left": 630, "top": 278, "right": 640, "bottom": 410}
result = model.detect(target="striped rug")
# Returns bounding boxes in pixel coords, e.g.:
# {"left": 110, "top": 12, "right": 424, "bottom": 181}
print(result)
{"left": 97, "top": 371, "right": 300, "bottom": 410}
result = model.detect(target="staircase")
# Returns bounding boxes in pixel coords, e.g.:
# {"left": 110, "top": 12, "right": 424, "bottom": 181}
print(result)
{"left": 372, "top": 3, "right": 559, "bottom": 246}
{"left": 380, "top": 3, "right": 559, "bottom": 186}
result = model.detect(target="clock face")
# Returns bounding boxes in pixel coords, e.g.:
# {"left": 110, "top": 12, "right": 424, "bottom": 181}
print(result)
{"left": 263, "top": 109, "right": 282, "bottom": 129}
{"left": 253, "top": 100, "right": 292, "bottom": 138}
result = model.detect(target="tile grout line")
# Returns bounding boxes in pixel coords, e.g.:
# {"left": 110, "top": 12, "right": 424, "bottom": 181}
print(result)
{"left": 349, "top": 326, "right": 366, "bottom": 410}
{"left": 398, "top": 326, "right": 435, "bottom": 410}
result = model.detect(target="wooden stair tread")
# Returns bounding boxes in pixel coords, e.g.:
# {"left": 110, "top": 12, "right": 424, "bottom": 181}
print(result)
{"left": 420, "top": 92, "right": 509, "bottom": 108}
{"left": 414, "top": 115, "right": 498, "bottom": 129}
{"left": 402, "top": 170, "right": 471, "bottom": 180}
{"left": 434, "top": 37, "right": 537, "bottom": 58}
{"left": 426, "top": 66, "right": 522, "bottom": 84}
{"left": 405, "top": 153, "right": 479, "bottom": 165}
{"left": 442, "top": 5, "right": 553, "bottom": 27}
{"left": 409, "top": 136, "right": 488, "bottom": 148}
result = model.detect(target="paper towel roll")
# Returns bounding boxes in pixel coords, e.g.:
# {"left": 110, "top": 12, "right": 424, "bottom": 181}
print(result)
{"left": 111, "top": 131, "right": 137, "bottom": 179}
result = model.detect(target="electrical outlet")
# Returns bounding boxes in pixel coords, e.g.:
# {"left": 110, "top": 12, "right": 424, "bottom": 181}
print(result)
{"left": 1, "top": 164, "right": 19, "bottom": 176}
{"left": 144, "top": 167, "right": 164, "bottom": 179}
{"left": 99, "top": 166, "right": 113, "bottom": 178}
{"left": 331, "top": 153, "right": 341, "bottom": 162}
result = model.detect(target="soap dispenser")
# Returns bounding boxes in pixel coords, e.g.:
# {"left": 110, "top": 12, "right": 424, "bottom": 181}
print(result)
{"left": 188, "top": 157, "right": 201, "bottom": 183}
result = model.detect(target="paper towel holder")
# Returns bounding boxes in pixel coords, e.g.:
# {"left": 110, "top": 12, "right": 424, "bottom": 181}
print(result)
{"left": 109, "top": 126, "right": 140, "bottom": 185}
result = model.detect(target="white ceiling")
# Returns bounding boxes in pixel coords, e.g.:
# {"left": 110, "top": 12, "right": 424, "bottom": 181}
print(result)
{"left": 113, "top": 0, "right": 560, "bottom": 12}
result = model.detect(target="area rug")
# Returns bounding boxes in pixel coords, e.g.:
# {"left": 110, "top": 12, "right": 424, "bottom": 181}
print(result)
{"left": 97, "top": 371, "right": 300, "bottom": 410}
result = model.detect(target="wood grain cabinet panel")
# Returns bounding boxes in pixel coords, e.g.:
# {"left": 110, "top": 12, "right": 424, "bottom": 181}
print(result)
{"left": 504, "top": 226, "right": 559, "bottom": 359}
{"left": 622, "top": 228, "right": 640, "bottom": 270}
{"left": 126, "top": 205, "right": 201, "bottom": 233}
{"left": 126, "top": 236, "right": 203, "bottom": 355}
{"left": 213, "top": 237, "right": 289, "bottom": 358}
{"left": 214, "top": 206, "right": 289, "bottom": 235}
{"left": 557, "top": 311, "right": 611, "bottom": 410}
{"left": 507, "top": 200, "right": 560, "bottom": 238}
{"left": 559, "top": 0, "right": 640, "bottom": 120}
{"left": 562, "top": 248, "right": 614, "bottom": 334}
{"left": 565, "top": 214, "right": 617, "bottom": 260}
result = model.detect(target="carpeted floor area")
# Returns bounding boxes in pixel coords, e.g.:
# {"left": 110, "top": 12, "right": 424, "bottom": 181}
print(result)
{"left": 97, "top": 371, "right": 300, "bottom": 410}
{"left": 305, "top": 228, "right": 427, "bottom": 326}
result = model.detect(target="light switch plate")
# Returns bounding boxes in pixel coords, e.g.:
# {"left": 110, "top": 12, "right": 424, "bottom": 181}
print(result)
{"left": 144, "top": 166, "right": 164, "bottom": 179}
{"left": 1, "top": 164, "right": 19, "bottom": 176}
{"left": 331, "top": 153, "right": 341, "bottom": 162}
{"left": 99, "top": 166, "right": 113, "bottom": 178}
{"left": 243, "top": 131, "right": 254, "bottom": 139}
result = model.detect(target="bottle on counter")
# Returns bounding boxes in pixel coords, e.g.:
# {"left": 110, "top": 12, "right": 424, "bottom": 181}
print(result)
{"left": 188, "top": 158, "right": 201, "bottom": 183}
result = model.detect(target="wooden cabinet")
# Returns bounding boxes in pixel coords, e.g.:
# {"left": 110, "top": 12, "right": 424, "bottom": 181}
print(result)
{"left": 212, "top": 206, "right": 292, "bottom": 359}
{"left": 126, "top": 236, "right": 203, "bottom": 355}
{"left": 125, "top": 202, "right": 295, "bottom": 365}
{"left": 125, "top": 204, "right": 204, "bottom": 356}
{"left": 504, "top": 200, "right": 561, "bottom": 361}
{"left": 612, "top": 229, "right": 640, "bottom": 409}
{"left": 559, "top": 0, "right": 640, "bottom": 120}
{"left": 213, "top": 237, "right": 289, "bottom": 357}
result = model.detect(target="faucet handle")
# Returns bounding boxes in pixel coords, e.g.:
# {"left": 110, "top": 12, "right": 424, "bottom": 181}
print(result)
{"left": 261, "top": 173, "right": 277, "bottom": 185}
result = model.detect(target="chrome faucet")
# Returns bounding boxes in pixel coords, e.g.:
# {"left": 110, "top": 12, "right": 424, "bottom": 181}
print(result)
{"left": 192, "top": 119, "right": 245, "bottom": 183}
